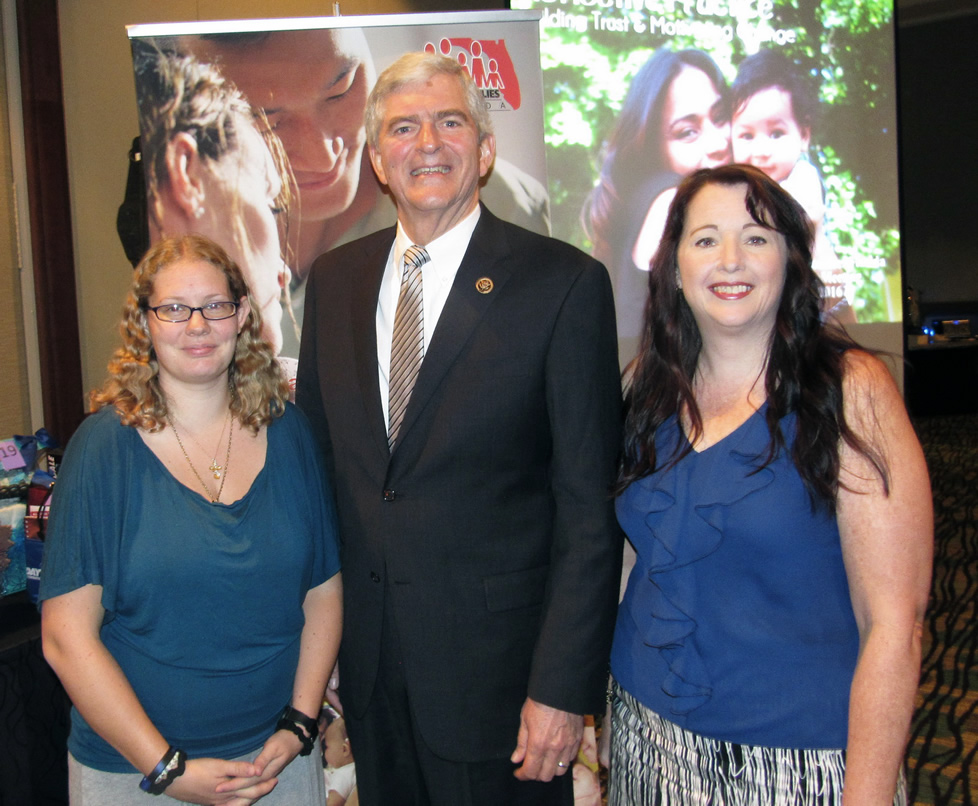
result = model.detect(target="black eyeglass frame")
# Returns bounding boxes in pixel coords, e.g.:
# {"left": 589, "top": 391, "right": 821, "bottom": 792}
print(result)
{"left": 143, "top": 301, "right": 241, "bottom": 323}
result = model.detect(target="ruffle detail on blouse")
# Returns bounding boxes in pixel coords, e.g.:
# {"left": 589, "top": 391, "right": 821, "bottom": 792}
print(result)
{"left": 622, "top": 419, "right": 776, "bottom": 715}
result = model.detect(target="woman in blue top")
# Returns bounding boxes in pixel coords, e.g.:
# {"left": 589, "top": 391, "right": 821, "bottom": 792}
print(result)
{"left": 609, "top": 165, "right": 931, "bottom": 805}
{"left": 40, "top": 234, "right": 342, "bottom": 805}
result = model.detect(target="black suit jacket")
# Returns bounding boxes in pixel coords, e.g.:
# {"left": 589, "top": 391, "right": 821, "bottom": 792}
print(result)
{"left": 296, "top": 206, "right": 623, "bottom": 761}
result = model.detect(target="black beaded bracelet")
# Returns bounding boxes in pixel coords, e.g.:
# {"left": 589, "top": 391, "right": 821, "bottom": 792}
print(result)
{"left": 276, "top": 704, "right": 318, "bottom": 756}
{"left": 139, "top": 746, "right": 187, "bottom": 795}
{"left": 277, "top": 717, "right": 316, "bottom": 756}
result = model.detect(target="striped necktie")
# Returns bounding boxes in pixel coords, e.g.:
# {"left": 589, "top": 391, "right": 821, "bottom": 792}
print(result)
{"left": 388, "top": 244, "right": 429, "bottom": 450}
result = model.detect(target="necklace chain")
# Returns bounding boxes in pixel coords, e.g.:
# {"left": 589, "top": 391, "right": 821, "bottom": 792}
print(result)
{"left": 168, "top": 412, "right": 234, "bottom": 503}
{"left": 171, "top": 410, "right": 231, "bottom": 479}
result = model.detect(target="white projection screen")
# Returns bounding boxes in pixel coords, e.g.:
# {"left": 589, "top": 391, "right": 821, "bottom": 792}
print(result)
{"left": 510, "top": 0, "right": 901, "bottom": 363}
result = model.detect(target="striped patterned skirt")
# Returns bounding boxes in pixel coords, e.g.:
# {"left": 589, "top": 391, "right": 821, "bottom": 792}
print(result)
{"left": 608, "top": 680, "right": 907, "bottom": 806}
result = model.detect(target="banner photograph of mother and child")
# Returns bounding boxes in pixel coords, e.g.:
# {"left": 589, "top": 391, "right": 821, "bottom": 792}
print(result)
{"left": 512, "top": 0, "right": 901, "bottom": 357}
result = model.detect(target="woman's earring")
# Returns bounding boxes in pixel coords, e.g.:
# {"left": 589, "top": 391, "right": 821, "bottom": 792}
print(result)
{"left": 194, "top": 205, "right": 205, "bottom": 220}
{"left": 675, "top": 268, "right": 683, "bottom": 290}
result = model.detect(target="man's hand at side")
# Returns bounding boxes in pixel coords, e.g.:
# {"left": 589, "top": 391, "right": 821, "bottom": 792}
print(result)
{"left": 510, "top": 697, "right": 583, "bottom": 781}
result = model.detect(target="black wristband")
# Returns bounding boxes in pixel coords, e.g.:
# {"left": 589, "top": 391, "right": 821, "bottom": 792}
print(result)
{"left": 139, "top": 746, "right": 187, "bottom": 795}
{"left": 277, "top": 716, "right": 316, "bottom": 756}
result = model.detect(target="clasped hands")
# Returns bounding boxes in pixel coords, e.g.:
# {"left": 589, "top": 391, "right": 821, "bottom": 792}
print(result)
{"left": 165, "top": 728, "right": 305, "bottom": 805}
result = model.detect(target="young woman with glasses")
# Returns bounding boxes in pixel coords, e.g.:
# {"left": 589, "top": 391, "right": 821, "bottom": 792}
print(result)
{"left": 40, "top": 234, "right": 342, "bottom": 805}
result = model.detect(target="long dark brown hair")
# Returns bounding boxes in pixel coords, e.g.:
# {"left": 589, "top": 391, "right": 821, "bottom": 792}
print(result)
{"left": 619, "top": 164, "right": 887, "bottom": 509}
{"left": 584, "top": 48, "right": 729, "bottom": 275}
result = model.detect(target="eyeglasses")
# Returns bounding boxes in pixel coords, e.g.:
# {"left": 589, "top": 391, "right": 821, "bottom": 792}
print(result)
{"left": 145, "top": 302, "right": 240, "bottom": 323}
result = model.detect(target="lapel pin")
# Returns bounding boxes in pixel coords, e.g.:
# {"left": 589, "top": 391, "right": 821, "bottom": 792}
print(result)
{"left": 475, "top": 277, "right": 494, "bottom": 294}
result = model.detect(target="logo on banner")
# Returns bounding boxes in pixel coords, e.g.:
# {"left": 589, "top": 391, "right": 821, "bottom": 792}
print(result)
{"left": 424, "top": 38, "right": 521, "bottom": 112}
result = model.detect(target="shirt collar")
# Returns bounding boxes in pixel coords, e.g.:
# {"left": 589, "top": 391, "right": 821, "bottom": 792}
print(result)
{"left": 394, "top": 205, "right": 481, "bottom": 269}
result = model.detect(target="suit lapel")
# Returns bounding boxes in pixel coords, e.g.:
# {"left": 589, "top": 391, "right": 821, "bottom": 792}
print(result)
{"left": 351, "top": 229, "right": 396, "bottom": 462}
{"left": 392, "top": 208, "right": 514, "bottom": 452}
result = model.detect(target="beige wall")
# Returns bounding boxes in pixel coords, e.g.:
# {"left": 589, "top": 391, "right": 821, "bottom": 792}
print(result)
{"left": 0, "top": 8, "right": 31, "bottom": 437}
{"left": 57, "top": 0, "right": 414, "bottom": 398}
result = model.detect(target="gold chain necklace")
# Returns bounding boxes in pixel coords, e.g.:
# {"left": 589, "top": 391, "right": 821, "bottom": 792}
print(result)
{"left": 168, "top": 413, "right": 234, "bottom": 503}
{"left": 176, "top": 410, "right": 231, "bottom": 479}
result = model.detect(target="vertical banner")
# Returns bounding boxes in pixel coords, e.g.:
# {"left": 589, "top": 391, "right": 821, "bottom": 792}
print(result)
{"left": 127, "top": 12, "right": 548, "bottom": 388}
{"left": 510, "top": 0, "right": 901, "bottom": 362}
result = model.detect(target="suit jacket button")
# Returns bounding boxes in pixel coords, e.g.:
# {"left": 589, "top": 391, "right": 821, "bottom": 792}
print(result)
{"left": 370, "top": 572, "right": 381, "bottom": 583}
{"left": 383, "top": 489, "right": 396, "bottom": 501}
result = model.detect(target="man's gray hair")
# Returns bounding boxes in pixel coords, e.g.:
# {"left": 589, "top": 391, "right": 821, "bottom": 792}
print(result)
{"left": 364, "top": 51, "right": 493, "bottom": 151}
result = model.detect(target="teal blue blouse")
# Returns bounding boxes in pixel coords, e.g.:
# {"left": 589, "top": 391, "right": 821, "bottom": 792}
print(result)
{"left": 40, "top": 403, "right": 340, "bottom": 771}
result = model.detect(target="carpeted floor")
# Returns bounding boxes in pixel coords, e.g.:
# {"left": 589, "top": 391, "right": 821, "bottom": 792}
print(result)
{"left": 907, "top": 413, "right": 978, "bottom": 805}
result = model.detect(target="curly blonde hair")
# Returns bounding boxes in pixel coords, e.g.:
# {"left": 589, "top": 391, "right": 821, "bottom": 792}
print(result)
{"left": 91, "top": 234, "right": 289, "bottom": 432}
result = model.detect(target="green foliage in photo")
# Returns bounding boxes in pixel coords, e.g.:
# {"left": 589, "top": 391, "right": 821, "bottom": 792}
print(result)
{"left": 524, "top": 0, "right": 900, "bottom": 322}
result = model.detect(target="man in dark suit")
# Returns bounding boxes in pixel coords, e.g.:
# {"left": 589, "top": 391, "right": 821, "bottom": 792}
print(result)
{"left": 296, "top": 52, "right": 622, "bottom": 805}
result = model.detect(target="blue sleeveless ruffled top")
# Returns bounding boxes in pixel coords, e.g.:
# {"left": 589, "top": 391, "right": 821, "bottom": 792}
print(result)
{"left": 611, "top": 407, "right": 858, "bottom": 749}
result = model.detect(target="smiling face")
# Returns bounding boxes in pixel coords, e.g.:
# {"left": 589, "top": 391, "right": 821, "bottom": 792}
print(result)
{"left": 731, "top": 86, "right": 809, "bottom": 183}
{"left": 368, "top": 72, "right": 495, "bottom": 243}
{"left": 197, "top": 118, "right": 285, "bottom": 352}
{"left": 147, "top": 258, "right": 250, "bottom": 391}
{"left": 197, "top": 29, "right": 374, "bottom": 225}
{"left": 678, "top": 182, "right": 787, "bottom": 340}
{"left": 661, "top": 65, "right": 730, "bottom": 176}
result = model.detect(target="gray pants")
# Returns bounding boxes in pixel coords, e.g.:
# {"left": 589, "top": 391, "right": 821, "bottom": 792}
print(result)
{"left": 68, "top": 744, "right": 325, "bottom": 805}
